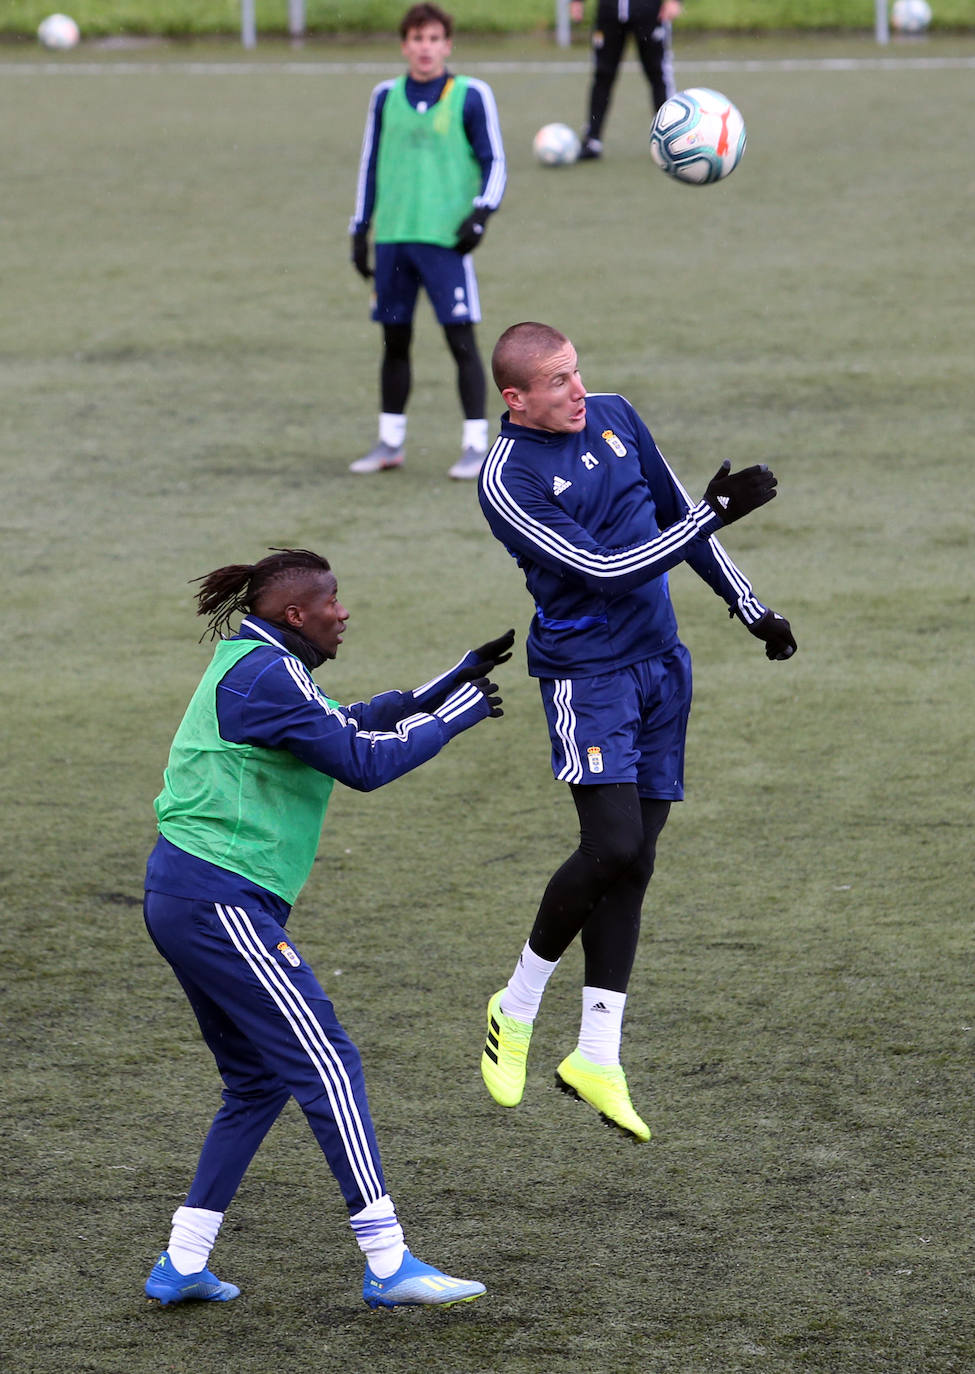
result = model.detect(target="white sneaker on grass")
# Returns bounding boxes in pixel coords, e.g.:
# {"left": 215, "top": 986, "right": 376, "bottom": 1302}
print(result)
{"left": 448, "top": 447, "right": 486, "bottom": 480}
{"left": 350, "top": 440, "right": 404, "bottom": 474}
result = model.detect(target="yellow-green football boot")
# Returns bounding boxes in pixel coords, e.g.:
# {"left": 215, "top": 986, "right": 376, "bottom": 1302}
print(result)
{"left": 555, "top": 1049, "right": 651, "bottom": 1141}
{"left": 481, "top": 990, "right": 533, "bottom": 1107}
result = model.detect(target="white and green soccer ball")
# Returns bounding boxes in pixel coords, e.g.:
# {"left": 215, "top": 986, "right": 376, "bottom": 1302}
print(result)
{"left": 891, "top": 0, "right": 932, "bottom": 33}
{"left": 650, "top": 88, "right": 746, "bottom": 186}
{"left": 533, "top": 123, "right": 581, "bottom": 167}
{"left": 38, "top": 13, "right": 81, "bottom": 49}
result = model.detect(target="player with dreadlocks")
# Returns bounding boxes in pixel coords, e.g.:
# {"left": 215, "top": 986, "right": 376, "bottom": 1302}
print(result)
{"left": 143, "top": 548, "right": 513, "bottom": 1310}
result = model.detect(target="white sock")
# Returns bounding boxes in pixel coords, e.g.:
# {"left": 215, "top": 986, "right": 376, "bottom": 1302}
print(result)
{"left": 167, "top": 1205, "right": 224, "bottom": 1276}
{"left": 379, "top": 412, "right": 407, "bottom": 448}
{"left": 462, "top": 418, "right": 489, "bottom": 454}
{"left": 577, "top": 986, "right": 627, "bottom": 1066}
{"left": 349, "top": 1193, "right": 406, "bottom": 1278}
{"left": 500, "top": 941, "right": 559, "bottom": 1023}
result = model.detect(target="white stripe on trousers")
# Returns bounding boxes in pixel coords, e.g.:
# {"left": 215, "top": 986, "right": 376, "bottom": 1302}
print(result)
{"left": 215, "top": 903, "right": 384, "bottom": 1205}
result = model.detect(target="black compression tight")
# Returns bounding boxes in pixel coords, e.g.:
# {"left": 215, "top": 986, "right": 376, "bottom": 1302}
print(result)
{"left": 380, "top": 321, "right": 486, "bottom": 420}
{"left": 380, "top": 323, "right": 412, "bottom": 414}
{"left": 443, "top": 322, "right": 486, "bottom": 419}
{"left": 528, "top": 783, "right": 671, "bottom": 994}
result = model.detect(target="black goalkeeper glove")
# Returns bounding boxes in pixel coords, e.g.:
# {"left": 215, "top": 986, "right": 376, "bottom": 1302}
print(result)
{"left": 748, "top": 609, "right": 797, "bottom": 661}
{"left": 454, "top": 207, "right": 490, "bottom": 254}
{"left": 454, "top": 628, "right": 515, "bottom": 685}
{"left": 703, "top": 459, "right": 777, "bottom": 525}
{"left": 473, "top": 677, "right": 504, "bottom": 718}
{"left": 351, "top": 228, "right": 372, "bottom": 280}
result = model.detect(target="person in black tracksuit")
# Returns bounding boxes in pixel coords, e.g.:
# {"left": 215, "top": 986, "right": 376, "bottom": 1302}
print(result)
{"left": 571, "top": 0, "right": 683, "bottom": 159}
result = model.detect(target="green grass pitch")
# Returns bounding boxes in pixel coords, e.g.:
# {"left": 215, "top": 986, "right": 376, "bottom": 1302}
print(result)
{"left": 1, "top": 0, "right": 974, "bottom": 38}
{"left": 1, "top": 28, "right": 973, "bottom": 1374}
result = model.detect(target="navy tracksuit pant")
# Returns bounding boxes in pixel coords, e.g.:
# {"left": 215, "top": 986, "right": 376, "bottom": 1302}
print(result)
{"left": 144, "top": 890, "right": 386, "bottom": 1215}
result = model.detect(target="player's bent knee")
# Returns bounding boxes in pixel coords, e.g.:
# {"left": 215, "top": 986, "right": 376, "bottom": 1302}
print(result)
{"left": 582, "top": 826, "right": 646, "bottom": 876}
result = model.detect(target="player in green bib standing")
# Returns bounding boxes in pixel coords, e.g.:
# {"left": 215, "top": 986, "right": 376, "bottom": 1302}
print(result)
{"left": 349, "top": 4, "right": 506, "bottom": 480}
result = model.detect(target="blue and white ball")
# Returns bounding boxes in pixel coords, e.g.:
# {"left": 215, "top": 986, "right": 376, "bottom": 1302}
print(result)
{"left": 891, "top": 0, "right": 932, "bottom": 33}
{"left": 533, "top": 123, "right": 581, "bottom": 167}
{"left": 37, "top": 13, "right": 80, "bottom": 49}
{"left": 650, "top": 88, "right": 746, "bottom": 186}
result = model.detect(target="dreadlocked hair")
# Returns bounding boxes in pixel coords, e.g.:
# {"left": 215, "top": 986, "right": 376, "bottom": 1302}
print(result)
{"left": 193, "top": 547, "right": 332, "bottom": 640}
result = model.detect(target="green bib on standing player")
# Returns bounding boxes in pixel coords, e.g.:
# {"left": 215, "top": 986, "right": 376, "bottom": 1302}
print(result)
{"left": 155, "top": 639, "right": 336, "bottom": 903}
{"left": 373, "top": 76, "right": 481, "bottom": 246}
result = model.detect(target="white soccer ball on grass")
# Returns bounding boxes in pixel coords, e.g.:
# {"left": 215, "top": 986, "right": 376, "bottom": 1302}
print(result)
{"left": 650, "top": 88, "right": 746, "bottom": 186}
{"left": 891, "top": 0, "right": 932, "bottom": 33}
{"left": 533, "top": 123, "right": 582, "bottom": 167}
{"left": 37, "top": 13, "right": 81, "bottom": 51}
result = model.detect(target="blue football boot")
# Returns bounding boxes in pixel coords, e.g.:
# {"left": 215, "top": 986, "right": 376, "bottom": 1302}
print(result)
{"left": 363, "top": 1250, "right": 485, "bottom": 1309}
{"left": 145, "top": 1250, "right": 240, "bottom": 1305}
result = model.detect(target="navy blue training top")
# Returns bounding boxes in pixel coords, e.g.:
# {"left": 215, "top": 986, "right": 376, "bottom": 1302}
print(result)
{"left": 478, "top": 393, "right": 769, "bottom": 679}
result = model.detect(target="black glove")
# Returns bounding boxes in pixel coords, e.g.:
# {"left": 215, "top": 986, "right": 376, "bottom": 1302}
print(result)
{"left": 454, "top": 628, "right": 515, "bottom": 686}
{"left": 473, "top": 677, "right": 504, "bottom": 718}
{"left": 351, "top": 228, "right": 372, "bottom": 280}
{"left": 703, "top": 459, "right": 777, "bottom": 525}
{"left": 749, "top": 609, "right": 797, "bottom": 661}
{"left": 454, "top": 207, "right": 489, "bottom": 254}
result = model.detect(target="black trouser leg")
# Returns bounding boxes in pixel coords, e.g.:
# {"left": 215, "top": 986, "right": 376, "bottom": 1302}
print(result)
{"left": 634, "top": 16, "right": 673, "bottom": 111}
{"left": 586, "top": 16, "right": 627, "bottom": 140}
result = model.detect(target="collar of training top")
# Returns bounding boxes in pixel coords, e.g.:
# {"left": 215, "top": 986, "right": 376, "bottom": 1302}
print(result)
{"left": 237, "top": 615, "right": 326, "bottom": 671}
{"left": 500, "top": 412, "right": 570, "bottom": 444}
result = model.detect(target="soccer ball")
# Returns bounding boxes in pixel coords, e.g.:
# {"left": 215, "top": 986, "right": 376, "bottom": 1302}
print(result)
{"left": 891, "top": 0, "right": 932, "bottom": 33}
{"left": 533, "top": 123, "right": 581, "bottom": 167}
{"left": 37, "top": 13, "right": 81, "bottom": 50}
{"left": 650, "top": 88, "right": 746, "bottom": 186}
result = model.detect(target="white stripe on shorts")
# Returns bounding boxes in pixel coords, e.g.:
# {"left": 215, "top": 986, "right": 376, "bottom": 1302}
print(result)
{"left": 552, "top": 678, "right": 583, "bottom": 784}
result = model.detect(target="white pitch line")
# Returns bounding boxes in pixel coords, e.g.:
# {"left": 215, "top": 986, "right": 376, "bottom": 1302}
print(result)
{"left": 2, "top": 55, "right": 975, "bottom": 76}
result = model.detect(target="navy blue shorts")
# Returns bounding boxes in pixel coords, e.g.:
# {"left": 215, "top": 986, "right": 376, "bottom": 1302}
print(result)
{"left": 538, "top": 645, "right": 692, "bottom": 798}
{"left": 372, "top": 241, "right": 481, "bottom": 326}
